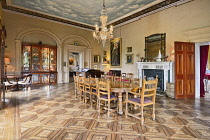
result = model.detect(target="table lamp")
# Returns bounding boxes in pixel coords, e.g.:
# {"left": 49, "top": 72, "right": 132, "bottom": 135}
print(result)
{"left": 4, "top": 57, "right": 11, "bottom": 75}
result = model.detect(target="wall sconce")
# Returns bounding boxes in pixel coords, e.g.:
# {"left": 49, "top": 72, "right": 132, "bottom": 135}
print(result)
{"left": 4, "top": 57, "right": 11, "bottom": 75}
{"left": 171, "top": 49, "right": 175, "bottom": 54}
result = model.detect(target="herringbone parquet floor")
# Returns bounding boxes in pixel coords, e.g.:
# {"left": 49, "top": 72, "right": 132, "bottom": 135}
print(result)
{"left": 0, "top": 83, "right": 210, "bottom": 140}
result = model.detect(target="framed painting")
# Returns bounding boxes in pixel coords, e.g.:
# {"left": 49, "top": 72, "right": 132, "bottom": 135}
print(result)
{"left": 126, "top": 54, "right": 134, "bottom": 64}
{"left": 93, "top": 55, "right": 100, "bottom": 63}
{"left": 127, "top": 47, "right": 132, "bottom": 53}
{"left": 110, "top": 38, "right": 122, "bottom": 67}
{"left": 69, "top": 58, "right": 74, "bottom": 65}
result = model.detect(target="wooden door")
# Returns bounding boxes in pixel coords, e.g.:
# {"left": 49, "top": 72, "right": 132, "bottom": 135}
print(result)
{"left": 175, "top": 42, "right": 195, "bottom": 99}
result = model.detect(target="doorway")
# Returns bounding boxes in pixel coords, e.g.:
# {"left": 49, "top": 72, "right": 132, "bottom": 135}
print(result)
{"left": 69, "top": 52, "right": 80, "bottom": 82}
{"left": 195, "top": 42, "right": 210, "bottom": 98}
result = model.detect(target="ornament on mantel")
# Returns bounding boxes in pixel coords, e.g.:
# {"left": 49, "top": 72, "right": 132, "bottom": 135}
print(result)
{"left": 156, "top": 50, "right": 162, "bottom": 62}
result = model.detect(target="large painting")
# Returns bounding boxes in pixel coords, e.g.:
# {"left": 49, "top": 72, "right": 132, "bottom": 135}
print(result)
{"left": 110, "top": 38, "right": 122, "bottom": 67}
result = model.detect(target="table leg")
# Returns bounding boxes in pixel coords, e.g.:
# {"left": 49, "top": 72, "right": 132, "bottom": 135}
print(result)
{"left": 118, "top": 92, "right": 123, "bottom": 115}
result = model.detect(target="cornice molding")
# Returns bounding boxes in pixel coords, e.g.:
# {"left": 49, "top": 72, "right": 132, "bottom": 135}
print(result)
{"left": 185, "top": 27, "right": 210, "bottom": 43}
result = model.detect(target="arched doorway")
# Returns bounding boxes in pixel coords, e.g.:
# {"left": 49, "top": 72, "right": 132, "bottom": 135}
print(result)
{"left": 61, "top": 35, "right": 92, "bottom": 83}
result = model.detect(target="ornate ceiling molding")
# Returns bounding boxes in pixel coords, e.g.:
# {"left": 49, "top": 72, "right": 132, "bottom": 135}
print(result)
{"left": 1, "top": 0, "right": 190, "bottom": 30}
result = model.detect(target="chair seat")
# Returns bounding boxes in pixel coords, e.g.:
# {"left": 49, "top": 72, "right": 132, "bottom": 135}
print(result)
{"left": 18, "top": 82, "right": 30, "bottom": 85}
{"left": 128, "top": 97, "right": 152, "bottom": 104}
{"left": 4, "top": 81, "right": 16, "bottom": 86}
{"left": 101, "top": 95, "right": 117, "bottom": 99}
{"left": 92, "top": 89, "right": 97, "bottom": 93}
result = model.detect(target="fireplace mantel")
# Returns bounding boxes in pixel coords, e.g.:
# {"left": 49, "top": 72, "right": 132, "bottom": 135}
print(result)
{"left": 137, "top": 61, "right": 174, "bottom": 91}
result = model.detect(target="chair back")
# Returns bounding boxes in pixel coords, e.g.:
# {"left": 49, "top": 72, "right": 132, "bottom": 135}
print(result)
{"left": 90, "top": 78, "right": 98, "bottom": 87}
{"left": 141, "top": 77, "right": 158, "bottom": 103}
{"left": 73, "top": 75, "right": 78, "bottom": 83}
{"left": 77, "top": 77, "right": 84, "bottom": 88}
{"left": 4, "top": 76, "right": 14, "bottom": 84}
{"left": 130, "top": 78, "right": 141, "bottom": 93}
{"left": 25, "top": 75, "right": 32, "bottom": 84}
{"left": 98, "top": 79, "right": 110, "bottom": 97}
{"left": 127, "top": 73, "right": 134, "bottom": 81}
{"left": 84, "top": 77, "right": 91, "bottom": 88}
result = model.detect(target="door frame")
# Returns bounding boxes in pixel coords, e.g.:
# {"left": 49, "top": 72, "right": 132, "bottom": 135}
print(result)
{"left": 195, "top": 42, "right": 210, "bottom": 98}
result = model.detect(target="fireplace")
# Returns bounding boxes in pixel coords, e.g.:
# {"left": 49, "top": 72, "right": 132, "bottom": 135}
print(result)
{"left": 144, "top": 69, "right": 164, "bottom": 91}
{"left": 137, "top": 62, "right": 174, "bottom": 91}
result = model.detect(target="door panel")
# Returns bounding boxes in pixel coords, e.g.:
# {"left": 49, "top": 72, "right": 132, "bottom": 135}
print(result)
{"left": 175, "top": 42, "right": 195, "bottom": 99}
{"left": 177, "top": 54, "right": 184, "bottom": 74}
{"left": 177, "top": 79, "right": 184, "bottom": 96}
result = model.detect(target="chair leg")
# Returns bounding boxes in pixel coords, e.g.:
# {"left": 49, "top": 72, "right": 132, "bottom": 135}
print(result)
{"left": 98, "top": 99, "right": 101, "bottom": 115}
{"left": 75, "top": 87, "right": 77, "bottom": 100}
{"left": 90, "top": 94, "right": 92, "bottom": 108}
{"left": 84, "top": 92, "right": 86, "bottom": 105}
{"left": 96, "top": 96, "right": 99, "bottom": 109}
{"left": 107, "top": 101, "right": 110, "bottom": 117}
{"left": 152, "top": 104, "right": 155, "bottom": 120}
{"left": 125, "top": 101, "right": 128, "bottom": 118}
{"left": 141, "top": 106, "right": 144, "bottom": 124}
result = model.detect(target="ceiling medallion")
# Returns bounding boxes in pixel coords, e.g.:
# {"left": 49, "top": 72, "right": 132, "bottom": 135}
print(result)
{"left": 93, "top": 0, "right": 113, "bottom": 47}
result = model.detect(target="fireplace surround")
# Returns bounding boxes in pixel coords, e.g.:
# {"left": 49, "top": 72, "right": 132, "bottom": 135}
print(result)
{"left": 137, "top": 62, "right": 174, "bottom": 91}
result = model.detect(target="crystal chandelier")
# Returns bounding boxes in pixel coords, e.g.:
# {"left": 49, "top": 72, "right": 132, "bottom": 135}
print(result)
{"left": 93, "top": 0, "right": 113, "bottom": 47}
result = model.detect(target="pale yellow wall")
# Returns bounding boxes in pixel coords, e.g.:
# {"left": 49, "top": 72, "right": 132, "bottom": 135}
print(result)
{"left": 2, "top": 0, "right": 210, "bottom": 78}
{"left": 105, "top": 0, "right": 210, "bottom": 77}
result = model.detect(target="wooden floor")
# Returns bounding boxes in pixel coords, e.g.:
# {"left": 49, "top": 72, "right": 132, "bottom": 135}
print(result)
{"left": 0, "top": 83, "right": 210, "bottom": 140}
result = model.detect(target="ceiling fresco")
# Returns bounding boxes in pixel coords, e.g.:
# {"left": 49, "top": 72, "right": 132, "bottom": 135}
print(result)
{"left": 11, "top": 0, "right": 160, "bottom": 26}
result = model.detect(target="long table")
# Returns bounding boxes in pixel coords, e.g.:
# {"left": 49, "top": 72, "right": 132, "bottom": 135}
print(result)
{"left": 110, "top": 81, "right": 133, "bottom": 114}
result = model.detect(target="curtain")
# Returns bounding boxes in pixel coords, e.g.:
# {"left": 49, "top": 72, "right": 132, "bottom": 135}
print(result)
{"left": 208, "top": 48, "right": 210, "bottom": 69}
{"left": 200, "top": 45, "right": 209, "bottom": 97}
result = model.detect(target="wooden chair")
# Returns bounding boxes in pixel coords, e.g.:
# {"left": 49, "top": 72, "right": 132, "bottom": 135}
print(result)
{"left": 89, "top": 78, "right": 99, "bottom": 108}
{"left": 127, "top": 73, "right": 134, "bottom": 82}
{"left": 129, "top": 78, "right": 142, "bottom": 94}
{"left": 3, "top": 76, "right": 16, "bottom": 92}
{"left": 77, "top": 77, "right": 85, "bottom": 102}
{"left": 125, "top": 77, "right": 158, "bottom": 124}
{"left": 73, "top": 75, "right": 79, "bottom": 99}
{"left": 84, "top": 77, "right": 91, "bottom": 105}
{"left": 98, "top": 79, "right": 118, "bottom": 117}
{"left": 18, "top": 74, "right": 32, "bottom": 90}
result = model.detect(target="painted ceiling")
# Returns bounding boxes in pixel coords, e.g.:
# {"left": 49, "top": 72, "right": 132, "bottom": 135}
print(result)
{"left": 11, "top": 0, "right": 160, "bottom": 25}
{"left": 2, "top": 0, "right": 184, "bottom": 29}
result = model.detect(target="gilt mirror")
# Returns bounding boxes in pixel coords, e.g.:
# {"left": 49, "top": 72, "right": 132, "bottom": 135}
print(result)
{"left": 145, "top": 33, "right": 166, "bottom": 62}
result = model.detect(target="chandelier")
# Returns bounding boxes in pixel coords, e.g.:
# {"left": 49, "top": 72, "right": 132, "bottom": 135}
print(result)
{"left": 93, "top": 0, "right": 113, "bottom": 47}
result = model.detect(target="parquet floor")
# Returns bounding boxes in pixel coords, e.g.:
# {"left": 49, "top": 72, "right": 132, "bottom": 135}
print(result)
{"left": 0, "top": 83, "right": 210, "bottom": 140}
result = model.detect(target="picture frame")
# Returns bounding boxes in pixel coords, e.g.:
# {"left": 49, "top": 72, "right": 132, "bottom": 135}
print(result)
{"left": 69, "top": 58, "right": 74, "bottom": 65}
{"left": 110, "top": 38, "right": 122, "bottom": 67}
{"left": 94, "top": 64, "right": 98, "bottom": 70}
{"left": 126, "top": 54, "right": 134, "bottom": 64}
{"left": 93, "top": 55, "right": 100, "bottom": 63}
{"left": 127, "top": 47, "right": 132, "bottom": 53}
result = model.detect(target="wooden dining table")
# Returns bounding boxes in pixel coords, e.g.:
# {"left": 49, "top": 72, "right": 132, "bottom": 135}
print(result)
{"left": 110, "top": 81, "right": 133, "bottom": 115}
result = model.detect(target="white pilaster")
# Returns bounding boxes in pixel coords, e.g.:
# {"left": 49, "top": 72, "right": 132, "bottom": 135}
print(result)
{"left": 57, "top": 44, "right": 63, "bottom": 83}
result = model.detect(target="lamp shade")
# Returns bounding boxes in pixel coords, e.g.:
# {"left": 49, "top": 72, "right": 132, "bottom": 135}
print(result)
{"left": 4, "top": 57, "right": 11, "bottom": 65}
{"left": 102, "top": 61, "right": 109, "bottom": 65}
